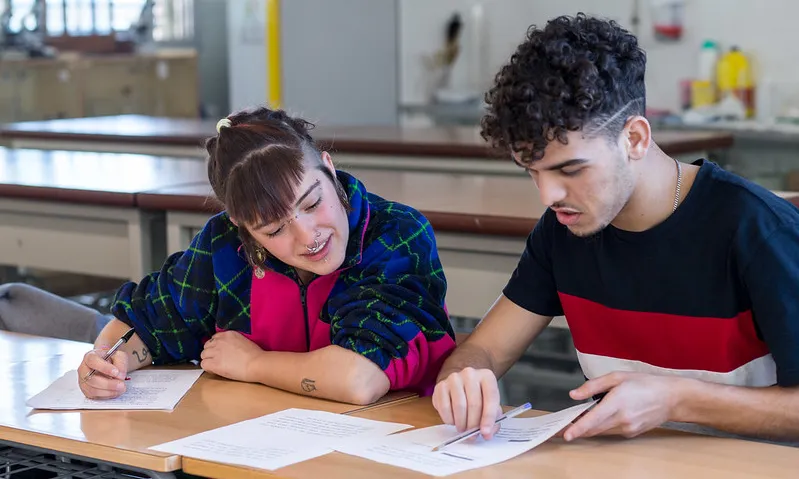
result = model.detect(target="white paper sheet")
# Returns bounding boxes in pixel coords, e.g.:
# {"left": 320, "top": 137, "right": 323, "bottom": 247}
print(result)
{"left": 335, "top": 401, "right": 596, "bottom": 476}
{"left": 150, "top": 408, "right": 413, "bottom": 471}
{"left": 26, "top": 369, "right": 203, "bottom": 410}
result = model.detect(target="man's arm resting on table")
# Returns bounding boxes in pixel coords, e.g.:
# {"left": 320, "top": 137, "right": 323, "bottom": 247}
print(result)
{"left": 247, "top": 345, "right": 390, "bottom": 406}
{"left": 673, "top": 378, "right": 799, "bottom": 440}
{"left": 436, "top": 294, "right": 553, "bottom": 382}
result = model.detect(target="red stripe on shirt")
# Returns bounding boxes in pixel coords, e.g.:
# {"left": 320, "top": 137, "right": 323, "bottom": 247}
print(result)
{"left": 558, "top": 292, "right": 769, "bottom": 373}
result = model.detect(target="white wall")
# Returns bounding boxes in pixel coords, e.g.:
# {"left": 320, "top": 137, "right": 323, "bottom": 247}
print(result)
{"left": 226, "top": 0, "right": 268, "bottom": 112}
{"left": 227, "top": 0, "right": 399, "bottom": 125}
{"left": 193, "top": 0, "right": 229, "bottom": 118}
{"left": 400, "top": 0, "right": 799, "bottom": 113}
{"left": 281, "top": 0, "right": 399, "bottom": 126}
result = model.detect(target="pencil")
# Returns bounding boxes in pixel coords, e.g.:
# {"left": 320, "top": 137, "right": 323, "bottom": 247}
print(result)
{"left": 431, "top": 402, "right": 532, "bottom": 451}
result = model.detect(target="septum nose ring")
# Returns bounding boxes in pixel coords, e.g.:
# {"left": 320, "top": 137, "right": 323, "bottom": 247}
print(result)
{"left": 306, "top": 239, "right": 320, "bottom": 253}
{"left": 306, "top": 232, "right": 322, "bottom": 253}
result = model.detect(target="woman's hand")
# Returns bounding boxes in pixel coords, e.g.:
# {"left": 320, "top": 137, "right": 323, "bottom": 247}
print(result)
{"left": 77, "top": 348, "right": 129, "bottom": 399}
{"left": 200, "top": 331, "right": 264, "bottom": 382}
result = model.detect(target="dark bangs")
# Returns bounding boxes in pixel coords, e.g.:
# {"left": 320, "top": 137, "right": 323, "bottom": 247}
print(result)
{"left": 224, "top": 143, "right": 306, "bottom": 228}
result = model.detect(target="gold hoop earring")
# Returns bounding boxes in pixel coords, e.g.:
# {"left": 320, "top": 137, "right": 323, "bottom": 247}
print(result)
{"left": 252, "top": 245, "right": 267, "bottom": 279}
{"left": 254, "top": 246, "right": 266, "bottom": 264}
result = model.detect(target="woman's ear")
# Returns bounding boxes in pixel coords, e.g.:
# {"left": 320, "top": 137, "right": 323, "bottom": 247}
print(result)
{"left": 229, "top": 216, "right": 239, "bottom": 227}
{"left": 320, "top": 151, "right": 336, "bottom": 174}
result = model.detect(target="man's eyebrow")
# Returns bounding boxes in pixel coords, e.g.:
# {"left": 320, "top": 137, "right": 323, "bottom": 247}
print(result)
{"left": 524, "top": 158, "right": 590, "bottom": 172}
{"left": 543, "top": 158, "right": 590, "bottom": 171}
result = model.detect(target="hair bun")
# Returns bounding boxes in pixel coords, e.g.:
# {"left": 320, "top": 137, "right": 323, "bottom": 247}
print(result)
{"left": 216, "top": 118, "right": 232, "bottom": 133}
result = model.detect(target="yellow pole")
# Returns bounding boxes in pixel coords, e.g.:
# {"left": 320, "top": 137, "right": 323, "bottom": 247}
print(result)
{"left": 266, "top": 0, "right": 282, "bottom": 109}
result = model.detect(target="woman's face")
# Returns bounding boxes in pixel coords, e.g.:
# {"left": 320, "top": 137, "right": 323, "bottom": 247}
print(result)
{"left": 245, "top": 152, "right": 350, "bottom": 278}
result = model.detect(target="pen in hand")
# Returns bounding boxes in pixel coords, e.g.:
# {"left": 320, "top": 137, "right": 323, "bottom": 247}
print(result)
{"left": 431, "top": 402, "right": 532, "bottom": 451}
{"left": 83, "top": 328, "right": 136, "bottom": 382}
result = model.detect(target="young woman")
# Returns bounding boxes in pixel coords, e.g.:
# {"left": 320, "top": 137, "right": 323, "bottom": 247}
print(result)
{"left": 78, "top": 107, "right": 456, "bottom": 405}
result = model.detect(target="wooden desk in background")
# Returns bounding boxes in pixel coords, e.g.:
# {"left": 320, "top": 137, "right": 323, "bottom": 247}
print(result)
{"left": 0, "top": 147, "right": 547, "bottom": 325}
{"left": 136, "top": 165, "right": 799, "bottom": 327}
{"left": 0, "top": 115, "right": 734, "bottom": 176}
{"left": 1, "top": 331, "right": 415, "bottom": 478}
{"left": 136, "top": 168, "right": 551, "bottom": 325}
{"left": 0, "top": 148, "right": 206, "bottom": 281}
{"left": 183, "top": 396, "right": 799, "bottom": 479}
{"left": 2, "top": 147, "right": 798, "bottom": 329}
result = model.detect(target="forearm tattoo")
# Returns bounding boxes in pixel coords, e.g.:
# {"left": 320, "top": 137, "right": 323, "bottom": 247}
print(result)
{"left": 301, "top": 378, "right": 317, "bottom": 393}
{"left": 132, "top": 347, "right": 150, "bottom": 364}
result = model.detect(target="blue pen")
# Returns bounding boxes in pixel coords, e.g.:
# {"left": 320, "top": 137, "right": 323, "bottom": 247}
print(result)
{"left": 431, "top": 402, "right": 532, "bottom": 451}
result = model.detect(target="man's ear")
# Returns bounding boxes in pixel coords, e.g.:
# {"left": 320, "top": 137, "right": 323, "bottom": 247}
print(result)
{"left": 622, "top": 115, "right": 652, "bottom": 161}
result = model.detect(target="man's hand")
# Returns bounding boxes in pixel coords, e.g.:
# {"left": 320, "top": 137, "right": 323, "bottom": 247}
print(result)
{"left": 432, "top": 367, "right": 504, "bottom": 439}
{"left": 200, "top": 331, "right": 264, "bottom": 382}
{"left": 563, "top": 372, "right": 682, "bottom": 441}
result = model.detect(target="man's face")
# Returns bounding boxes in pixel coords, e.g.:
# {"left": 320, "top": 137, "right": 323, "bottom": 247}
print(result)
{"left": 516, "top": 130, "right": 636, "bottom": 237}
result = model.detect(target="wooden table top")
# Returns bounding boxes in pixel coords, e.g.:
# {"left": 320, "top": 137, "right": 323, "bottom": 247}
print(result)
{"left": 0, "top": 148, "right": 207, "bottom": 206}
{"left": 1, "top": 331, "right": 415, "bottom": 472}
{"left": 183, "top": 397, "right": 799, "bottom": 479}
{"left": 136, "top": 168, "right": 549, "bottom": 237}
{"left": 0, "top": 331, "right": 94, "bottom": 365}
{"left": 0, "top": 115, "right": 734, "bottom": 159}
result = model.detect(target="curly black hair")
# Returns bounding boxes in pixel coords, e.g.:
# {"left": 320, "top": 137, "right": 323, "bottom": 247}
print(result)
{"left": 481, "top": 13, "right": 647, "bottom": 166}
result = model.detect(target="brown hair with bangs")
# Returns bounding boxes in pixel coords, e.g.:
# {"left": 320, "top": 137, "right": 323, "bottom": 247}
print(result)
{"left": 205, "top": 106, "right": 349, "bottom": 268}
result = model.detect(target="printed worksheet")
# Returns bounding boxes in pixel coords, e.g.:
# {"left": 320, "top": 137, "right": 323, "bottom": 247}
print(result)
{"left": 26, "top": 369, "right": 203, "bottom": 410}
{"left": 150, "top": 408, "right": 413, "bottom": 471}
{"left": 335, "top": 401, "right": 596, "bottom": 476}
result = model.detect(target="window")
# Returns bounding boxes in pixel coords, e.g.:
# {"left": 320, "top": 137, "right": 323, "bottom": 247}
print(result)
{"left": 7, "top": 0, "right": 193, "bottom": 40}
{"left": 152, "top": 0, "right": 193, "bottom": 41}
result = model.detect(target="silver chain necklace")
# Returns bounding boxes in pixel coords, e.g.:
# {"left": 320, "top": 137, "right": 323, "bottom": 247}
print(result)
{"left": 673, "top": 158, "right": 682, "bottom": 212}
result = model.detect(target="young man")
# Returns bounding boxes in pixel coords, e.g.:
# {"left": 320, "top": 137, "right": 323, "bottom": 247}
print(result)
{"left": 433, "top": 13, "right": 799, "bottom": 444}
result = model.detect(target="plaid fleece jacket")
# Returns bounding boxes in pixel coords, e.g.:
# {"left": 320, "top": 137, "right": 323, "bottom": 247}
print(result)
{"left": 112, "top": 171, "right": 456, "bottom": 393}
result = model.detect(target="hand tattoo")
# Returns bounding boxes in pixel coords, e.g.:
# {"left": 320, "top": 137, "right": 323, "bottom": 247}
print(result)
{"left": 301, "top": 378, "right": 317, "bottom": 393}
{"left": 132, "top": 347, "right": 150, "bottom": 364}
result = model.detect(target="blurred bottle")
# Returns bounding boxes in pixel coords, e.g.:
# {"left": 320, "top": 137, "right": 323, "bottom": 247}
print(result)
{"left": 691, "top": 80, "right": 715, "bottom": 109}
{"left": 716, "top": 46, "right": 755, "bottom": 118}
{"left": 679, "top": 79, "right": 692, "bottom": 111}
{"left": 651, "top": 0, "right": 685, "bottom": 41}
{"left": 697, "top": 40, "right": 719, "bottom": 96}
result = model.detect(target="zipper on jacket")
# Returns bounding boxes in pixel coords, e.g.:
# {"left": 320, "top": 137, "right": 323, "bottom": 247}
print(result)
{"left": 300, "top": 284, "right": 310, "bottom": 351}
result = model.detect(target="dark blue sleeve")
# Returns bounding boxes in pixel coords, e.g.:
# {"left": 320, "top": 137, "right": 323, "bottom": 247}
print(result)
{"left": 112, "top": 215, "right": 237, "bottom": 364}
{"left": 502, "top": 209, "right": 563, "bottom": 317}
{"left": 741, "top": 223, "right": 799, "bottom": 387}
{"left": 328, "top": 211, "right": 455, "bottom": 392}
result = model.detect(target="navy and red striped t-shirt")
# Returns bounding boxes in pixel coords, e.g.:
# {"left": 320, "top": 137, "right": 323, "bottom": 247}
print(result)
{"left": 504, "top": 159, "right": 799, "bottom": 388}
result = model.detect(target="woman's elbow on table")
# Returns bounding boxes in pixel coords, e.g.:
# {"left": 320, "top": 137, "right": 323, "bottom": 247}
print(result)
{"left": 344, "top": 357, "right": 391, "bottom": 405}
